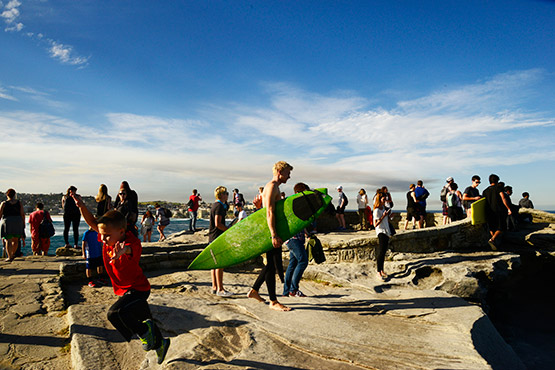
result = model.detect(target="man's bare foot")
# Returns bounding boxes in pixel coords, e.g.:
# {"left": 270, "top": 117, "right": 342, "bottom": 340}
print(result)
{"left": 269, "top": 301, "right": 291, "bottom": 311}
{"left": 247, "top": 288, "right": 266, "bottom": 303}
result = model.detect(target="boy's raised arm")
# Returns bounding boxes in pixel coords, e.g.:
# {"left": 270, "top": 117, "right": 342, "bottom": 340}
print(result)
{"left": 72, "top": 194, "right": 99, "bottom": 232}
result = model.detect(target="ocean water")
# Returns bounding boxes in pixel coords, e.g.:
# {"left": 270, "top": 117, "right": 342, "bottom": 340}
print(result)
{"left": 13, "top": 217, "right": 209, "bottom": 256}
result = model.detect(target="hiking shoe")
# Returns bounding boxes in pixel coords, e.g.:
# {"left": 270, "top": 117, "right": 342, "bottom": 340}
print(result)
{"left": 216, "top": 290, "right": 234, "bottom": 297}
{"left": 140, "top": 319, "right": 156, "bottom": 351}
{"left": 156, "top": 338, "right": 170, "bottom": 364}
{"left": 88, "top": 281, "right": 96, "bottom": 288}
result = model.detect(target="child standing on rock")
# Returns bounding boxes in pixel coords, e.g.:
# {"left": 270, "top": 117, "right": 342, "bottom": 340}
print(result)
{"left": 81, "top": 227, "right": 106, "bottom": 287}
{"left": 72, "top": 194, "right": 170, "bottom": 364}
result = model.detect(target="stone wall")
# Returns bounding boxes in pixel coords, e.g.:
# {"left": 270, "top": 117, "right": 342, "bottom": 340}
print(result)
{"left": 320, "top": 219, "right": 490, "bottom": 264}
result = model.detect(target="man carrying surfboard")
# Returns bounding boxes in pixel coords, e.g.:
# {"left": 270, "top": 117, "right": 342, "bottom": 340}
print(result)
{"left": 247, "top": 161, "right": 293, "bottom": 312}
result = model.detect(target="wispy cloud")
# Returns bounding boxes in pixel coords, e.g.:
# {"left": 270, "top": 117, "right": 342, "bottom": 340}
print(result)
{"left": 0, "top": 85, "right": 70, "bottom": 109}
{"left": 0, "top": 84, "right": 18, "bottom": 101}
{"left": 1, "top": 1, "right": 89, "bottom": 66}
{"left": 47, "top": 40, "right": 90, "bottom": 66}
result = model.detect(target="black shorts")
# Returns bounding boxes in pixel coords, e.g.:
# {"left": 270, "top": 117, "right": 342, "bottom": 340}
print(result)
{"left": 406, "top": 207, "right": 418, "bottom": 220}
{"left": 86, "top": 256, "right": 103, "bottom": 270}
{"left": 486, "top": 211, "right": 507, "bottom": 232}
{"left": 336, "top": 206, "right": 345, "bottom": 215}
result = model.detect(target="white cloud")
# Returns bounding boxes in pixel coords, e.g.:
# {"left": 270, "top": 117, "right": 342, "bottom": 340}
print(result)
{"left": 48, "top": 40, "right": 89, "bottom": 66}
{"left": 1, "top": 0, "right": 22, "bottom": 31}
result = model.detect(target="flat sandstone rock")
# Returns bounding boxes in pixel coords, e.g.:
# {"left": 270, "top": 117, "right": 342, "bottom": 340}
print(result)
{"left": 68, "top": 269, "right": 524, "bottom": 370}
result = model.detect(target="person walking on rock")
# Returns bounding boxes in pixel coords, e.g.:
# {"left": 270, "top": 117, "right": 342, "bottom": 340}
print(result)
{"left": 247, "top": 161, "right": 293, "bottom": 311}
{"left": 483, "top": 174, "right": 511, "bottom": 250}
{"left": 282, "top": 182, "right": 311, "bottom": 297}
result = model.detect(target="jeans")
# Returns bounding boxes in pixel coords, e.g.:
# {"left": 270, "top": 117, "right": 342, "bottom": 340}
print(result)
{"left": 283, "top": 238, "right": 308, "bottom": 295}
{"left": 189, "top": 210, "right": 198, "bottom": 231}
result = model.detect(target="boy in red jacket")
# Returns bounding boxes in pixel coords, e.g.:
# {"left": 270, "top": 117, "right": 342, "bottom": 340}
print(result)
{"left": 72, "top": 194, "right": 170, "bottom": 364}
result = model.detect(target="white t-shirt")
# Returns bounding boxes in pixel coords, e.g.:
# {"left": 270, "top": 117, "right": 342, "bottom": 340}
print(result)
{"left": 238, "top": 210, "right": 247, "bottom": 221}
{"left": 356, "top": 194, "right": 368, "bottom": 209}
{"left": 373, "top": 207, "right": 391, "bottom": 236}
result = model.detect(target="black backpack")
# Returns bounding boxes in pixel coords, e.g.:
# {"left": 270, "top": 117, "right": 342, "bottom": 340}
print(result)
{"left": 164, "top": 208, "right": 172, "bottom": 218}
{"left": 306, "top": 235, "right": 326, "bottom": 264}
{"left": 38, "top": 212, "right": 55, "bottom": 238}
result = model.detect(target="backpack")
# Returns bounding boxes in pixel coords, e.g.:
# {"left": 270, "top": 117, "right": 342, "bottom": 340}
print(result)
{"left": 38, "top": 212, "right": 55, "bottom": 238}
{"left": 306, "top": 235, "right": 326, "bottom": 264}
{"left": 447, "top": 193, "right": 459, "bottom": 208}
{"left": 440, "top": 186, "right": 448, "bottom": 202}
{"left": 186, "top": 199, "right": 194, "bottom": 210}
{"left": 164, "top": 208, "right": 172, "bottom": 218}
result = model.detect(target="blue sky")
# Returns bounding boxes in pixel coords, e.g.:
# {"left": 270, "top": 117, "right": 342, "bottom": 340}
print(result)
{"left": 1, "top": 0, "right": 554, "bottom": 209}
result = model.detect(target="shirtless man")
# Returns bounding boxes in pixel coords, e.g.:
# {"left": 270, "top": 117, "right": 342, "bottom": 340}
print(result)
{"left": 247, "top": 161, "right": 293, "bottom": 311}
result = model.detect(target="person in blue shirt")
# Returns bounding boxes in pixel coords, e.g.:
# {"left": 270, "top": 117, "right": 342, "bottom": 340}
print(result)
{"left": 82, "top": 227, "right": 106, "bottom": 287}
{"left": 414, "top": 180, "right": 430, "bottom": 228}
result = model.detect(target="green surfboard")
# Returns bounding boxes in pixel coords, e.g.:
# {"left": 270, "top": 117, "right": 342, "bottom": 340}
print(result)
{"left": 471, "top": 197, "right": 486, "bottom": 225}
{"left": 188, "top": 188, "right": 333, "bottom": 270}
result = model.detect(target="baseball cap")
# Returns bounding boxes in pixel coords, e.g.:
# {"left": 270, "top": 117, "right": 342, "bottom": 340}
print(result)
{"left": 337, "top": 185, "right": 343, "bottom": 190}
{"left": 446, "top": 177, "right": 453, "bottom": 182}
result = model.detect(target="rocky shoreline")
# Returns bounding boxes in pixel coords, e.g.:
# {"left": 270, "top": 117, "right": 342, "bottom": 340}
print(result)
{"left": 1, "top": 209, "right": 553, "bottom": 369}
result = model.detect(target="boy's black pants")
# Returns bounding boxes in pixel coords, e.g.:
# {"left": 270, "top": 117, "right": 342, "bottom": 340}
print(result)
{"left": 107, "top": 289, "right": 161, "bottom": 346}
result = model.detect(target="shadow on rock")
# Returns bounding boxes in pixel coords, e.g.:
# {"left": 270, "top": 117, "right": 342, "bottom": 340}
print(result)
{"left": 150, "top": 304, "right": 248, "bottom": 336}
{"left": 168, "top": 358, "right": 309, "bottom": 369}
{"left": 0, "top": 332, "right": 68, "bottom": 347}
{"left": 69, "top": 323, "right": 125, "bottom": 343}
{"left": 471, "top": 315, "right": 525, "bottom": 370}
{"left": 289, "top": 295, "right": 471, "bottom": 315}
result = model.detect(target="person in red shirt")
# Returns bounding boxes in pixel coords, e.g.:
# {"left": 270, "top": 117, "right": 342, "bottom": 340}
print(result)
{"left": 187, "top": 189, "right": 202, "bottom": 232}
{"left": 72, "top": 194, "right": 170, "bottom": 364}
{"left": 28, "top": 202, "right": 52, "bottom": 256}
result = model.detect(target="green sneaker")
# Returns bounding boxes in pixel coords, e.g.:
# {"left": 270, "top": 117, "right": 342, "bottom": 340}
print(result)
{"left": 156, "top": 338, "right": 170, "bottom": 364}
{"left": 140, "top": 319, "right": 156, "bottom": 351}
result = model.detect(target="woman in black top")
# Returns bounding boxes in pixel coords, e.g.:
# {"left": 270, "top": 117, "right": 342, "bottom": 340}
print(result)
{"left": 0, "top": 188, "right": 25, "bottom": 261}
{"left": 62, "top": 186, "right": 81, "bottom": 248}
{"left": 95, "top": 184, "right": 112, "bottom": 217}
